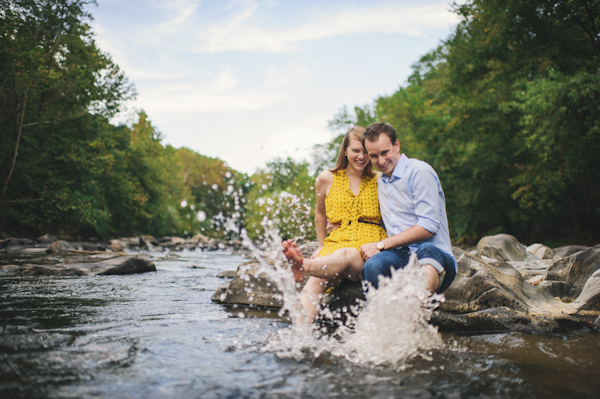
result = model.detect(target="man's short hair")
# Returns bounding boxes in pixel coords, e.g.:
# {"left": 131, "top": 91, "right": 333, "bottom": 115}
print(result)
{"left": 362, "top": 122, "right": 397, "bottom": 146}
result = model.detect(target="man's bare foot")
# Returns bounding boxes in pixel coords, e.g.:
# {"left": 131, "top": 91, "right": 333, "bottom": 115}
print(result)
{"left": 282, "top": 240, "right": 307, "bottom": 283}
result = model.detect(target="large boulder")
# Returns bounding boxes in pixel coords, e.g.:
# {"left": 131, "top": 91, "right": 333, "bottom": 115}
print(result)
{"left": 0, "top": 255, "right": 156, "bottom": 276}
{"left": 476, "top": 233, "right": 527, "bottom": 261}
{"left": 213, "top": 241, "right": 600, "bottom": 333}
{"left": 552, "top": 245, "right": 589, "bottom": 258}
{"left": 212, "top": 260, "right": 284, "bottom": 308}
{"left": 212, "top": 242, "right": 317, "bottom": 308}
{"left": 526, "top": 243, "right": 555, "bottom": 259}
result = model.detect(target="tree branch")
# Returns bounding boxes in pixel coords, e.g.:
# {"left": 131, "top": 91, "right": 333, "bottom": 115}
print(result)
{"left": 0, "top": 86, "right": 29, "bottom": 211}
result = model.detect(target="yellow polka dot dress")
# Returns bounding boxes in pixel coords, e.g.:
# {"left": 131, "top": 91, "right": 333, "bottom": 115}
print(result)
{"left": 319, "top": 169, "right": 387, "bottom": 258}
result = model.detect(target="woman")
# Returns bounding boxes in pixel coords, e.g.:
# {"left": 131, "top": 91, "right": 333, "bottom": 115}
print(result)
{"left": 283, "top": 126, "right": 387, "bottom": 322}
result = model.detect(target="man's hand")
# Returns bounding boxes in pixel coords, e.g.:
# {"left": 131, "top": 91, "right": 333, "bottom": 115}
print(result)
{"left": 360, "top": 242, "right": 380, "bottom": 261}
{"left": 310, "top": 247, "right": 323, "bottom": 259}
{"left": 326, "top": 218, "right": 340, "bottom": 234}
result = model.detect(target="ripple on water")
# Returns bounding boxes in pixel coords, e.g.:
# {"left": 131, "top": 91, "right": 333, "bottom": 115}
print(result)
{"left": 1, "top": 251, "right": 599, "bottom": 399}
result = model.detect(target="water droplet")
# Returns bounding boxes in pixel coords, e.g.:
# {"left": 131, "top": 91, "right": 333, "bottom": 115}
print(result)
{"left": 212, "top": 184, "right": 218, "bottom": 190}
{"left": 225, "top": 171, "right": 232, "bottom": 178}
{"left": 190, "top": 204, "right": 195, "bottom": 210}
{"left": 261, "top": 184, "right": 268, "bottom": 190}
{"left": 196, "top": 211, "right": 207, "bottom": 222}
{"left": 180, "top": 199, "right": 188, "bottom": 208}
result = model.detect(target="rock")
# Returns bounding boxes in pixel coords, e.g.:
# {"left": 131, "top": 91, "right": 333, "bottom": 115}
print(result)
{"left": 476, "top": 233, "right": 527, "bottom": 261}
{"left": 212, "top": 281, "right": 231, "bottom": 303}
{"left": 109, "top": 240, "right": 123, "bottom": 251}
{"left": 545, "top": 245, "right": 600, "bottom": 301}
{"left": 22, "top": 247, "right": 50, "bottom": 254}
{"left": 37, "top": 234, "right": 58, "bottom": 244}
{"left": 139, "top": 235, "right": 158, "bottom": 250}
{"left": 507, "top": 259, "right": 554, "bottom": 279}
{"left": 191, "top": 234, "right": 210, "bottom": 244}
{"left": 214, "top": 240, "right": 600, "bottom": 333}
{"left": 0, "top": 256, "right": 156, "bottom": 276}
{"left": 217, "top": 270, "right": 237, "bottom": 278}
{"left": 50, "top": 240, "right": 73, "bottom": 253}
{"left": 64, "top": 253, "right": 123, "bottom": 264}
{"left": 527, "top": 243, "right": 555, "bottom": 259}
{"left": 1, "top": 237, "right": 34, "bottom": 248}
{"left": 552, "top": 245, "right": 589, "bottom": 258}
{"left": 214, "top": 260, "right": 285, "bottom": 308}
{"left": 0, "top": 232, "right": 13, "bottom": 239}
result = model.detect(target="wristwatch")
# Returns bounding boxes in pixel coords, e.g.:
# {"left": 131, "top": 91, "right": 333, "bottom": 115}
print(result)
{"left": 376, "top": 241, "right": 385, "bottom": 251}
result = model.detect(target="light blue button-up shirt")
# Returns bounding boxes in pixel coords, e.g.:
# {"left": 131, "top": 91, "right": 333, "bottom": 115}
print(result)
{"left": 378, "top": 154, "right": 456, "bottom": 267}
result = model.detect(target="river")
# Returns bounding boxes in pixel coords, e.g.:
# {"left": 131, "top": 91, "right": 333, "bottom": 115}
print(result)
{"left": 1, "top": 250, "right": 598, "bottom": 398}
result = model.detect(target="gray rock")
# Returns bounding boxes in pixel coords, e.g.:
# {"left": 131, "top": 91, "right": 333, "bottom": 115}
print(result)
{"left": 0, "top": 256, "right": 156, "bottom": 276}
{"left": 552, "top": 245, "right": 590, "bottom": 258}
{"left": 50, "top": 240, "right": 73, "bottom": 253}
{"left": 476, "top": 233, "right": 527, "bottom": 261}
{"left": 1, "top": 238, "right": 34, "bottom": 248}
{"left": 507, "top": 259, "right": 554, "bottom": 279}
{"left": 526, "top": 243, "right": 555, "bottom": 259}
{"left": 214, "top": 260, "right": 285, "bottom": 308}
{"left": 213, "top": 242, "right": 600, "bottom": 333}
{"left": 37, "top": 234, "right": 58, "bottom": 244}
{"left": 217, "top": 270, "right": 237, "bottom": 278}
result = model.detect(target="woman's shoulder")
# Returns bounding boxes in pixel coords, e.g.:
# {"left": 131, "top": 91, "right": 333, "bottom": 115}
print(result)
{"left": 316, "top": 169, "right": 334, "bottom": 191}
{"left": 318, "top": 169, "right": 335, "bottom": 183}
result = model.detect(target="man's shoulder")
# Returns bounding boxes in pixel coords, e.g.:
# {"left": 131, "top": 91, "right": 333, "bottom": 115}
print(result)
{"left": 406, "top": 157, "right": 437, "bottom": 175}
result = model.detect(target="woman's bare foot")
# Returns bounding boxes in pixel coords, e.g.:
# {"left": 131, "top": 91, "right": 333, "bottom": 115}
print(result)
{"left": 282, "top": 240, "right": 307, "bottom": 283}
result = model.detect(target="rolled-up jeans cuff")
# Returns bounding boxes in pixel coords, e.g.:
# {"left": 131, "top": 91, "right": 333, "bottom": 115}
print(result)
{"left": 418, "top": 257, "right": 445, "bottom": 290}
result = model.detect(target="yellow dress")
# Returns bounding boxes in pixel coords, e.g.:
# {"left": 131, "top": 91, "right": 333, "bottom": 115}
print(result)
{"left": 319, "top": 169, "right": 387, "bottom": 258}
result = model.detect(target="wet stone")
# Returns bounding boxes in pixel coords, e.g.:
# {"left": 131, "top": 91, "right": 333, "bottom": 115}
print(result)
{"left": 214, "top": 239, "right": 600, "bottom": 333}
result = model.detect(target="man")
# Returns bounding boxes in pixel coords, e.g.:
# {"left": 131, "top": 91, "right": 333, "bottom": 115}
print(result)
{"left": 359, "top": 122, "right": 456, "bottom": 294}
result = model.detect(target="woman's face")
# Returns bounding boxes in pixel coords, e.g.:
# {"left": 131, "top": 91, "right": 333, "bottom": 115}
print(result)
{"left": 345, "top": 138, "right": 369, "bottom": 171}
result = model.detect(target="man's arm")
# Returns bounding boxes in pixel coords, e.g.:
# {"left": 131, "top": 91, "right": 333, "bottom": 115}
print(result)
{"left": 361, "top": 165, "right": 440, "bottom": 260}
{"left": 360, "top": 225, "right": 433, "bottom": 260}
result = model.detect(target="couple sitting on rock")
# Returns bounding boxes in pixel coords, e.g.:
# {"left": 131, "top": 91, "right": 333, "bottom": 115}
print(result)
{"left": 283, "top": 122, "right": 457, "bottom": 322}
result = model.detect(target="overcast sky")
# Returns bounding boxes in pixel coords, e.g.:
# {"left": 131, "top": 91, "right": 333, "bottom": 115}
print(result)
{"left": 91, "top": 0, "right": 462, "bottom": 174}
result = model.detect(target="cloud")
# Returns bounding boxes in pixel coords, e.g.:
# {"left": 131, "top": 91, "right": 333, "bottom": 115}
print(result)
{"left": 137, "top": 67, "right": 287, "bottom": 113}
{"left": 118, "top": 1, "right": 459, "bottom": 54}
{"left": 185, "top": 1, "right": 460, "bottom": 53}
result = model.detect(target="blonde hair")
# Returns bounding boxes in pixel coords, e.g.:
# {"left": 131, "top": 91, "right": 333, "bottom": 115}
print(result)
{"left": 330, "top": 126, "right": 374, "bottom": 176}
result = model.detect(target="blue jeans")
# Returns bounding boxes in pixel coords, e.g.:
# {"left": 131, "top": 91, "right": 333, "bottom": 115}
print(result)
{"left": 361, "top": 242, "right": 456, "bottom": 293}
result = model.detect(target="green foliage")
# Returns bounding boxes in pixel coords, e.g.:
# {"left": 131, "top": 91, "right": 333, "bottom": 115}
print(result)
{"left": 324, "top": 0, "right": 600, "bottom": 244}
{"left": 244, "top": 158, "right": 315, "bottom": 241}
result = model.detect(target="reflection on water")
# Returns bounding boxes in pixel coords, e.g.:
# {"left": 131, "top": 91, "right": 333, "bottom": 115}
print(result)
{"left": 0, "top": 251, "right": 599, "bottom": 399}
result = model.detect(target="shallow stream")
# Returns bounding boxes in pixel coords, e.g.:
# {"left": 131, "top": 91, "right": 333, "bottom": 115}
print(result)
{"left": 1, "top": 251, "right": 598, "bottom": 398}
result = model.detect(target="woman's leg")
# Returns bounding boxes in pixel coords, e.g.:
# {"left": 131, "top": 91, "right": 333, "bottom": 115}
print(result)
{"left": 300, "top": 277, "right": 330, "bottom": 323}
{"left": 282, "top": 240, "right": 364, "bottom": 283}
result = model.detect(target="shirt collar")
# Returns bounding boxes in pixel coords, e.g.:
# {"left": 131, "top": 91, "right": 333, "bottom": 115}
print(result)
{"left": 381, "top": 154, "right": 408, "bottom": 183}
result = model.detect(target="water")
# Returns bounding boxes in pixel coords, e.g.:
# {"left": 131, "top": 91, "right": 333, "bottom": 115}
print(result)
{"left": 1, "top": 250, "right": 599, "bottom": 398}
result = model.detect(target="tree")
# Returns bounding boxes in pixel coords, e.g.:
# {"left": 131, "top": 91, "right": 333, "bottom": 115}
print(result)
{"left": 0, "top": 0, "right": 134, "bottom": 220}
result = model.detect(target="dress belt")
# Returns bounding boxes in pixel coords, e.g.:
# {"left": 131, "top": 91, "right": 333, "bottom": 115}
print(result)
{"left": 347, "top": 219, "right": 382, "bottom": 227}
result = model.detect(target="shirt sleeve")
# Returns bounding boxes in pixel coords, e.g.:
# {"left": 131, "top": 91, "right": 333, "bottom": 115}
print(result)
{"left": 410, "top": 165, "right": 441, "bottom": 234}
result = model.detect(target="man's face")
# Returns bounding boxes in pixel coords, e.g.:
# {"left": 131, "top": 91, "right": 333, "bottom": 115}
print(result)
{"left": 364, "top": 133, "right": 401, "bottom": 176}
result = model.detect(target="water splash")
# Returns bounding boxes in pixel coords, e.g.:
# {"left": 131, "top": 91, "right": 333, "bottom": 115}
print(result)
{"left": 219, "top": 177, "right": 444, "bottom": 369}
{"left": 261, "top": 254, "right": 444, "bottom": 369}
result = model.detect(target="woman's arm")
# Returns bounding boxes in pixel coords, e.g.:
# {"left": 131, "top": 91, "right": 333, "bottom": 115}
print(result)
{"left": 312, "top": 170, "right": 333, "bottom": 258}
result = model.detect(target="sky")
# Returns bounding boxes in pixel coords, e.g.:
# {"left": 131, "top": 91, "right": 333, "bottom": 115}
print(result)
{"left": 91, "top": 0, "right": 463, "bottom": 175}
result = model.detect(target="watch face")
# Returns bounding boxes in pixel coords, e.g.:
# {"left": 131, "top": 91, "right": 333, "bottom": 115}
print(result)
{"left": 377, "top": 242, "right": 384, "bottom": 250}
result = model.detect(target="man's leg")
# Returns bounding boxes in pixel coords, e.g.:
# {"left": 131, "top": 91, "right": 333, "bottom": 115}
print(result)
{"left": 361, "top": 247, "right": 411, "bottom": 289}
{"left": 416, "top": 242, "right": 457, "bottom": 294}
